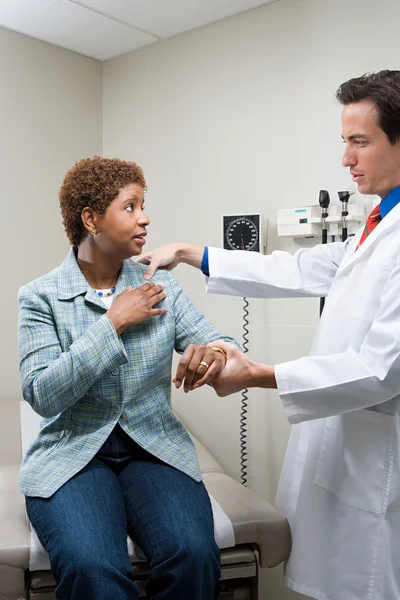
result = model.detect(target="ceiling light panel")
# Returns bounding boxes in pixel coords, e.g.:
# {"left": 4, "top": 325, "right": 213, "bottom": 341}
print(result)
{"left": 70, "top": 0, "right": 275, "bottom": 38}
{"left": 0, "top": 0, "right": 158, "bottom": 60}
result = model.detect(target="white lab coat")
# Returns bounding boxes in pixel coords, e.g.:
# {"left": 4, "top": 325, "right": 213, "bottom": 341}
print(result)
{"left": 206, "top": 203, "right": 400, "bottom": 600}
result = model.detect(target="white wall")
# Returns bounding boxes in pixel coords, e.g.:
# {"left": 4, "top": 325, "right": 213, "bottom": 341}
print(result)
{"left": 0, "top": 27, "right": 102, "bottom": 466}
{"left": 102, "top": 0, "right": 400, "bottom": 596}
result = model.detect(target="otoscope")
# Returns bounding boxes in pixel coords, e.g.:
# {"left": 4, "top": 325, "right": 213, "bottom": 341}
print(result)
{"left": 319, "top": 190, "right": 330, "bottom": 315}
{"left": 338, "top": 191, "right": 353, "bottom": 242}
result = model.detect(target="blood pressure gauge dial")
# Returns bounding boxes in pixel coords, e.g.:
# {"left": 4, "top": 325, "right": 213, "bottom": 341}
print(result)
{"left": 223, "top": 214, "right": 262, "bottom": 252}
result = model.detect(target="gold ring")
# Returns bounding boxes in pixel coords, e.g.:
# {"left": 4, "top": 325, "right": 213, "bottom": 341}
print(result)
{"left": 198, "top": 360, "right": 210, "bottom": 370}
{"left": 210, "top": 346, "right": 227, "bottom": 364}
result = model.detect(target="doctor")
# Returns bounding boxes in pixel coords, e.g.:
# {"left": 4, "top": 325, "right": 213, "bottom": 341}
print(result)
{"left": 139, "top": 69, "right": 400, "bottom": 600}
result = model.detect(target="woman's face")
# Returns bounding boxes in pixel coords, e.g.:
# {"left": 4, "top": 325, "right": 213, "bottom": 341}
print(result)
{"left": 93, "top": 183, "right": 150, "bottom": 258}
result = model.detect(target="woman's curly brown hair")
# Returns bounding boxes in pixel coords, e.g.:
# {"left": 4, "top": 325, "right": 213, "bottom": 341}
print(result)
{"left": 59, "top": 156, "right": 147, "bottom": 247}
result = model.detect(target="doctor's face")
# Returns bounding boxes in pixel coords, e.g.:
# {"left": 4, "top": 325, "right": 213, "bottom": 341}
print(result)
{"left": 341, "top": 100, "right": 400, "bottom": 199}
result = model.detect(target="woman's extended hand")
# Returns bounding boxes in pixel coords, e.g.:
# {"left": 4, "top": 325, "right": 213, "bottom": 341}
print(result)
{"left": 173, "top": 344, "right": 226, "bottom": 393}
{"left": 107, "top": 283, "right": 167, "bottom": 335}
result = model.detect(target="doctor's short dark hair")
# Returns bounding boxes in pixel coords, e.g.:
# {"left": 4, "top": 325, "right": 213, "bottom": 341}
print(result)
{"left": 336, "top": 69, "right": 400, "bottom": 145}
{"left": 59, "top": 156, "right": 147, "bottom": 247}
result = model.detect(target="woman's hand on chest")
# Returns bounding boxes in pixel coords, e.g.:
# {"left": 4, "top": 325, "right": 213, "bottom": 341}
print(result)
{"left": 107, "top": 283, "right": 168, "bottom": 335}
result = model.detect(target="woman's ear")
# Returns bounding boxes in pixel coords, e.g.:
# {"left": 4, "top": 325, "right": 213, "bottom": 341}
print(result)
{"left": 81, "top": 207, "right": 97, "bottom": 236}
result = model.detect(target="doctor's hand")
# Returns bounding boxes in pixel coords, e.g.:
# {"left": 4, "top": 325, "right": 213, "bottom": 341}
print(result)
{"left": 206, "top": 341, "right": 277, "bottom": 397}
{"left": 137, "top": 243, "right": 204, "bottom": 280}
{"left": 137, "top": 243, "right": 183, "bottom": 280}
{"left": 173, "top": 344, "right": 226, "bottom": 393}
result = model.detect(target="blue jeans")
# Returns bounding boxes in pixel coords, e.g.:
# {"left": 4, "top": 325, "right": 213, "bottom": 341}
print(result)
{"left": 26, "top": 425, "right": 220, "bottom": 599}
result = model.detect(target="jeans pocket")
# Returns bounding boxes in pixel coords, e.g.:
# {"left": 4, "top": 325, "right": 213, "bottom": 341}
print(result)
{"left": 313, "top": 410, "right": 395, "bottom": 514}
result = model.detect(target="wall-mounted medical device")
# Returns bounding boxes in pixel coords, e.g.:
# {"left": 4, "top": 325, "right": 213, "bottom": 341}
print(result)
{"left": 222, "top": 213, "right": 267, "bottom": 253}
{"left": 221, "top": 213, "right": 267, "bottom": 488}
{"left": 277, "top": 203, "right": 365, "bottom": 238}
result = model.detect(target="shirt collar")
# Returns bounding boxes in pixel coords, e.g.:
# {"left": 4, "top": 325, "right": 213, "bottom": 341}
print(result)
{"left": 57, "top": 248, "right": 90, "bottom": 300}
{"left": 380, "top": 185, "right": 400, "bottom": 220}
{"left": 57, "top": 248, "right": 139, "bottom": 302}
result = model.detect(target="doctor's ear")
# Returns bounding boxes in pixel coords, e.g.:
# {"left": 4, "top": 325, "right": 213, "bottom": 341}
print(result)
{"left": 81, "top": 207, "right": 98, "bottom": 236}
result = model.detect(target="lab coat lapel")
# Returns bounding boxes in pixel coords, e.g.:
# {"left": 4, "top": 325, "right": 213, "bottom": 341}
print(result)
{"left": 338, "top": 202, "right": 400, "bottom": 274}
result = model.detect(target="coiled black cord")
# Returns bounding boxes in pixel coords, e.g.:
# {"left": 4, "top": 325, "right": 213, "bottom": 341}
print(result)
{"left": 240, "top": 297, "right": 249, "bottom": 486}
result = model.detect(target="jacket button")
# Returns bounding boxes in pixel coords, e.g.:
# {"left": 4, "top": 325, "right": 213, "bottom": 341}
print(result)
{"left": 112, "top": 368, "right": 119, "bottom": 376}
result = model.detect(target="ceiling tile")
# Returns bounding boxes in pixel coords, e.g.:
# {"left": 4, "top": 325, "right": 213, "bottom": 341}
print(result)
{"left": 70, "top": 0, "right": 275, "bottom": 39}
{"left": 0, "top": 0, "right": 158, "bottom": 60}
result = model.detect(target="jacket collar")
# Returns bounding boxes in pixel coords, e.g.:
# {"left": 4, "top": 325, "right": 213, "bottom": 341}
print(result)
{"left": 338, "top": 200, "right": 400, "bottom": 273}
{"left": 57, "top": 248, "right": 143, "bottom": 308}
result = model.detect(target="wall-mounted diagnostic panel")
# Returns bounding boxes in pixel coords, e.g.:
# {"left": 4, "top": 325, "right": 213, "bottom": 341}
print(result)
{"left": 223, "top": 214, "right": 267, "bottom": 253}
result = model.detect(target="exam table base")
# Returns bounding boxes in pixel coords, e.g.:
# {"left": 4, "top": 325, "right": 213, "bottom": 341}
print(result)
{"left": 27, "top": 546, "right": 259, "bottom": 600}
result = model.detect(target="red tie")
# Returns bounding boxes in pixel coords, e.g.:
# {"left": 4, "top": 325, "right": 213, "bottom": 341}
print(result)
{"left": 357, "top": 204, "right": 381, "bottom": 248}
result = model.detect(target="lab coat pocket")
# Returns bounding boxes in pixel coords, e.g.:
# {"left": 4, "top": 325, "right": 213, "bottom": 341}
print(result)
{"left": 314, "top": 410, "right": 395, "bottom": 514}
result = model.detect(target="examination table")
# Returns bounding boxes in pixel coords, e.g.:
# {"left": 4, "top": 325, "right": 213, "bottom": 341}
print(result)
{"left": 0, "top": 403, "right": 291, "bottom": 599}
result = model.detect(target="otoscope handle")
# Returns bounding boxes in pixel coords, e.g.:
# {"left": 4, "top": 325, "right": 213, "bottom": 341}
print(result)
{"left": 338, "top": 190, "right": 353, "bottom": 242}
{"left": 319, "top": 190, "right": 330, "bottom": 317}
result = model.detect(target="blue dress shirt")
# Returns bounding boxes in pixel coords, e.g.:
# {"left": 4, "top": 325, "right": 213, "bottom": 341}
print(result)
{"left": 380, "top": 184, "right": 400, "bottom": 220}
{"left": 201, "top": 246, "right": 210, "bottom": 276}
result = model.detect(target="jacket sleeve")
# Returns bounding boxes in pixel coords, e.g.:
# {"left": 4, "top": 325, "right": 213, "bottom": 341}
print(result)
{"left": 18, "top": 285, "right": 128, "bottom": 418}
{"left": 206, "top": 240, "right": 353, "bottom": 299}
{"left": 275, "top": 259, "right": 400, "bottom": 422}
{"left": 167, "top": 274, "right": 241, "bottom": 353}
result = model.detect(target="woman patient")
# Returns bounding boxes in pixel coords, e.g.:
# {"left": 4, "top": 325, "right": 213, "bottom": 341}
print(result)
{"left": 18, "top": 156, "right": 238, "bottom": 600}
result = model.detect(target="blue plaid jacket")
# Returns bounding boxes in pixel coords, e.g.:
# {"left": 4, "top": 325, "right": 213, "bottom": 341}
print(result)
{"left": 18, "top": 249, "right": 238, "bottom": 497}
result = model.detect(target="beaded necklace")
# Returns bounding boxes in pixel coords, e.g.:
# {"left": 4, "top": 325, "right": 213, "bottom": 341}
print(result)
{"left": 96, "top": 287, "right": 116, "bottom": 298}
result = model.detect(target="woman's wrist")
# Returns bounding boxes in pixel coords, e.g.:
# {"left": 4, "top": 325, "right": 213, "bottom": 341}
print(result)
{"left": 107, "top": 310, "right": 125, "bottom": 336}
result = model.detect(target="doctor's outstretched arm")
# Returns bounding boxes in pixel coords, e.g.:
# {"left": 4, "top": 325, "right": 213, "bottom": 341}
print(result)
{"left": 208, "top": 258, "right": 400, "bottom": 422}
{"left": 138, "top": 240, "right": 352, "bottom": 299}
